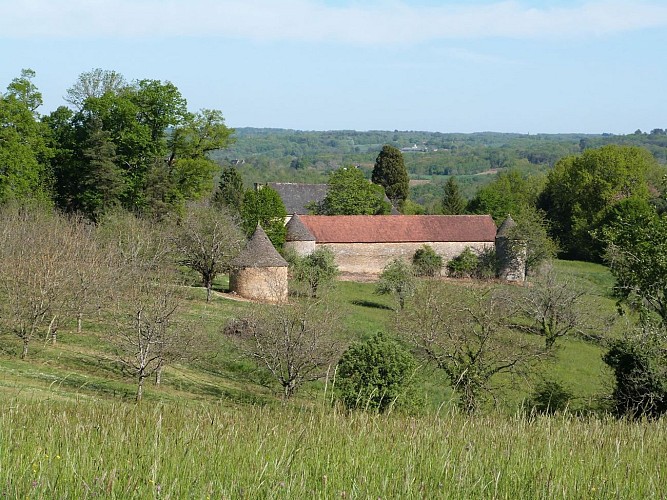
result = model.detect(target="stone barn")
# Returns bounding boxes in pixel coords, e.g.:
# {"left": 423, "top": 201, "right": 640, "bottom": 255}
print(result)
{"left": 294, "top": 215, "right": 497, "bottom": 275}
{"left": 229, "top": 225, "right": 288, "bottom": 303}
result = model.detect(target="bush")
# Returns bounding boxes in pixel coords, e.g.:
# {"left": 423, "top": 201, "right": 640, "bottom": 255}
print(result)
{"left": 375, "top": 258, "right": 416, "bottom": 310}
{"left": 335, "top": 332, "right": 418, "bottom": 413}
{"left": 412, "top": 245, "right": 443, "bottom": 277}
{"left": 474, "top": 247, "right": 498, "bottom": 279}
{"left": 525, "top": 379, "right": 573, "bottom": 415}
{"left": 446, "top": 247, "right": 479, "bottom": 278}
{"left": 603, "top": 330, "right": 667, "bottom": 419}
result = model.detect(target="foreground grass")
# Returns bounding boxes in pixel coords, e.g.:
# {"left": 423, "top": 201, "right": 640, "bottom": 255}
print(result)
{"left": 1, "top": 399, "right": 665, "bottom": 498}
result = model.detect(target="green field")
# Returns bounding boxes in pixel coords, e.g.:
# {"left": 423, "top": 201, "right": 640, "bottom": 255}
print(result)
{"left": 2, "top": 260, "right": 658, "bottom": 497}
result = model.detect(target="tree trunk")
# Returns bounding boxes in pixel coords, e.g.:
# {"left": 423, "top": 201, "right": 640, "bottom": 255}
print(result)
{"left": 48, "top": 316, "right": 58, "bottom": 345}
{"left": 136, "top": 373, "right": 145, "bottom": 402}
{"left": 204, "top": 275, "right": 213, "bottom": 302}
{"left": 21, "top": 338, "right": 29, "bottom": 360}
{"left": 77, "top": 312, "right": 83, "bottom": 333}
{"left": 155, "top": 364, "right": 163, "bottom": 386}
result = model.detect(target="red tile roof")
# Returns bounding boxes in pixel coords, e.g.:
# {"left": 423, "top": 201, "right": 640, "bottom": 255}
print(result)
{"left": 298, "top": 215, "right": 497, "bottom": 244}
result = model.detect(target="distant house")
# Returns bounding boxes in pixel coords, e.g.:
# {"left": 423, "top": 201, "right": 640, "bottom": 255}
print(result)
{"left": 290, "top": 215, "right": 497, "bottom": 275}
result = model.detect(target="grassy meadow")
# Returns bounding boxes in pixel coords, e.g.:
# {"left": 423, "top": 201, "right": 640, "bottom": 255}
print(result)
{"left": 1, "top": 260, "right": 659, "bottom": 497}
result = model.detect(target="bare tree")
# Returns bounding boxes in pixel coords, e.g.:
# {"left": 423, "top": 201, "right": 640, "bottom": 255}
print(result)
{"left": 0, "top": 205, "right": 101, "bottom": 358}
{"left": 109, "top": 275, "right": 194, "bottom": 401}
{"left": 97, "top": 211, "right": 196, "bottom": 400}
{"left": 65, "top": 68, "right": 127, "bottom": 109}
{"left": 225, "top": 299, "right": 343, "bottom": 399}
{"left": 396, "top": 282, "right": 544, "bottom": 413}
{"left": 510, "top": 262, "right": 589, "bottom": 350}
{"left": 172, "top": 202, "right": 245, "bottom": 301}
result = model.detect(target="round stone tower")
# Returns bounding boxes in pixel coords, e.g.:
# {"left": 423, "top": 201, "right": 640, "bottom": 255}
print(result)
{"left": 284, "top": 214, "right": 316, "bottom": 256}
{"left": 495, "top": 215, "right": 526, "bottom": 282}
{"left": 229, "top": 225, "right": 289, "bottom": 303}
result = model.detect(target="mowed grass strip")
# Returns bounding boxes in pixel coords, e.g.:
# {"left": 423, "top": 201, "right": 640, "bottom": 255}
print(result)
{"left": 1, "top": 399, "right": 665, "bottom": 498}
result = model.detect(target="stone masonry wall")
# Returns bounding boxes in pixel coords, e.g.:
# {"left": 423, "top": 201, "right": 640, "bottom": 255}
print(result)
{"left": 318, "top": 241, "right": 493, "bottom": 275}
{"left": 230, "top": 266, "right": 288, "bottom": 303}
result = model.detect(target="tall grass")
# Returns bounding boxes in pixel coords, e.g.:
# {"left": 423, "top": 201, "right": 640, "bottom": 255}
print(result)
{"left": 2, "top": 399, "right": 665, "bottom": 498}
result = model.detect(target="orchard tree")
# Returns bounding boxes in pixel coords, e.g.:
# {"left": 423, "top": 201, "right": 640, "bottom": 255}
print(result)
{"left": 225, "top": 299, "right": 343, "bottom": 399}
{"left": 376, "top": 258, "right": 416, "bottom": 311}
{"left": 290, "top": 247, "right": 339, "bottom": 298}
{"left": 397, "top": 283, "right": 543, "bottom": 413}
{"left": 372, "top": 145, "right": 409, "bottom": 206}
{"left": 319, "top": 166, "right": 391, "bottom": 215}
{"left": 510, "top": 263, "right": 587, "bottom": 350}
{"left": 172, "top": 202, "right": 245, "bottom": 301}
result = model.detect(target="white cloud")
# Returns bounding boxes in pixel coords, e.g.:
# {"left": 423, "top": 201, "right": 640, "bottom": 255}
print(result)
{"left": 2, "top": 0, "right": 667, "bottom": 43}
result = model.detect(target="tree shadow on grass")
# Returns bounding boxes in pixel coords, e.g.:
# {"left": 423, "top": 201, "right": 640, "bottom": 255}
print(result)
{"left": 351, "top": 299, "right": 394, "bottom": 311}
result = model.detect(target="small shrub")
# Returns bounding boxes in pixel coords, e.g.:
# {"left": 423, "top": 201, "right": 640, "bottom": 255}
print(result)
{"left": 526, "top": 379, "right": 573, "bottom": 415}
{"left": 473, "top": 247, "right": 498, "bottom": 279}
{"left": 446, "top": 247, "right": 479, "bottom": 278}
{"left": 412, "top": 245, "right": 443, "bottom": 277}
{"left": 335, "top": 332, "right": 418, "bottom": 413}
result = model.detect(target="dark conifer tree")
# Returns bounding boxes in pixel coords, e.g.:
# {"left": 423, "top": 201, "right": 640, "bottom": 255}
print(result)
{"left": 372, "top": 144, "right": 409, "bottom": 206}
{"left": 441, "top": 176, "right": 466, "bottom": 215}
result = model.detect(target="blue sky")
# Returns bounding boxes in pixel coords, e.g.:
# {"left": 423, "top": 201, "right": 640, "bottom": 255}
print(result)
{"left": 2, "top": 0, "right": 666, "bottom": 134}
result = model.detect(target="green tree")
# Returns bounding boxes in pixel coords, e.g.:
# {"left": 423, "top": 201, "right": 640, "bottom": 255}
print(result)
{"left": 78, "top": 116, "right": 124, "bottom": 219}
{"left": 441, "top": 176, "right": 466, "bottom": 215}
{"left": 241, "top": 187, "right": 287, "bottom": 248}
{"left": 372, "top": 145, "right": 409, "bottom": 206}
{"left": 467, "top": 169, "right": 540, "bottom": 222}
{"left": 290, "top": 247, "right": 339, "bottom": 298}
{"left": 336, "top": 332, "right": 418, "bottom": 413}
{"left": 319, "top": 167, "right": 391, "bottom": 215}
{"left": 604, "top": 206, "right": 667, "bottom": 323}
{"left": 376, "top": 258, "right": 416, "bottom": 310}
{"left": 213, "top": 165, "right": 245, "bottom": 212}
{"left": 539, "top": 145, "right": 658, "bottom": 261}
{"left": 0, "top": 70, "right": 51, "bottom": 203}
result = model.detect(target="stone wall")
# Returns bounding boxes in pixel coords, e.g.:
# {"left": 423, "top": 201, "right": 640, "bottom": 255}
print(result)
{"left": 317, "top": 241, "right": 493, "bottom": 275}
{"left": 230, "top": 266, "right": 288, "bottom": 303}
{"left": 284, "top": 240, "right": 316, "bottom": 257}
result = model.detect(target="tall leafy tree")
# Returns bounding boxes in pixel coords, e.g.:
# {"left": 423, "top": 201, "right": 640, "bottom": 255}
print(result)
{"left": 372, "top": 145, "right": 409, "bottom": 206}
{"left": 319, "top": 166, "right": 391, "bottom": 215}
{"left": 441, "top": 176, "right": 466, "bottom": 215}
{"left": 467, "top": 169, "right": 541, "bottom": 222}
{"left": 240, "top": 186, "right": 287, "bottom": 248}
{"left": 539, "top": 145, "right": 658, "bottom": 261}
{"left": 0, "top": 70, "right": 51, "bottom": 203}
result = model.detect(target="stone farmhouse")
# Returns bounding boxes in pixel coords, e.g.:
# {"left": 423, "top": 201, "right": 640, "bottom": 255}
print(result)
{"left": 285, "top": 214, "right": 499, "bottom": 276}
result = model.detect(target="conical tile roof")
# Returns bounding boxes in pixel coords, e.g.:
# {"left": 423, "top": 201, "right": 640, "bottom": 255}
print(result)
{"left": 230, "top": 225, "right": 288, "bottom": 268}
{"left": 496, "top": 215, "right": 517, "bottom": 238}
{"left": 285, "top": 214, "right": 316, "bottom": 242}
